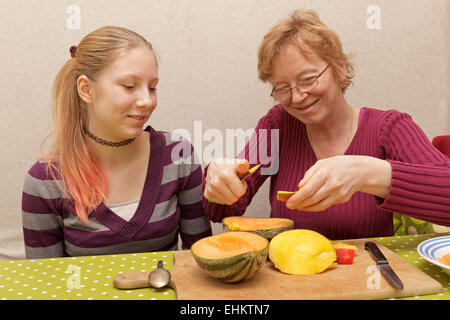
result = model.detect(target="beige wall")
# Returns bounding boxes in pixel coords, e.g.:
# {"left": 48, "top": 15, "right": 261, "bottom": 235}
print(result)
{"left": 0, "top": 0, "right": 448, "bottom": 260}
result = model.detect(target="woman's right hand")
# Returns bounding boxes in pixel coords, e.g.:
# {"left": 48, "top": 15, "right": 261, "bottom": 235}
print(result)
{"left": 204, "top": 158, "right": 249, "bottom": 205}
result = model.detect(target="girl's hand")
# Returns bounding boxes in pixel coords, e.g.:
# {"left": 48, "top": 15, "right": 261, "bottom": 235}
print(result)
{"left": 286, "top": 155, "right": 391, "bottom": 212}
{"left": 204, "top": 158, "right": 249, "bottom": 205}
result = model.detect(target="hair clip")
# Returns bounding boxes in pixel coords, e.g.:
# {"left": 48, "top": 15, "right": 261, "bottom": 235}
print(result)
{"left": 69, "top": 45, "right": 77, "bottom": 58}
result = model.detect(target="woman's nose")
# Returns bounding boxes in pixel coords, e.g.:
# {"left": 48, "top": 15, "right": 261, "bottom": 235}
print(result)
{"left": 290, "top": 87, "right": 309, "bottom": 104}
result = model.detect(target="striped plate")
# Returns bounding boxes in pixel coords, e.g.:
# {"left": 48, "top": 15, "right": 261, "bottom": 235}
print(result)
{"left": 417, "top": 236, "right": 450, "bottom": 276}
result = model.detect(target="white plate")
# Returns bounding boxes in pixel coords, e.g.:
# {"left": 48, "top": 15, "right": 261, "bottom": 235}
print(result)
{"left": 417, "top": 235, "right": 450, "bottom": 276}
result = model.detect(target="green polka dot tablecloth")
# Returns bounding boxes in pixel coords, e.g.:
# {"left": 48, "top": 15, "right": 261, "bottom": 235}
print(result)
{"left": 0, "top": 251, "right": 176, "bottom": 300}
{"left": 1, "top": 233, "right": 449, "bottom": 300}
{"left": 375, "top": 232, "right": 450, "bottom": 300}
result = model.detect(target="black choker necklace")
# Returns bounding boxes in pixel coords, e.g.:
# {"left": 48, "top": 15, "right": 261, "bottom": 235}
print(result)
{"left": 85, "top": 130, "right": 135, "bottom": 147}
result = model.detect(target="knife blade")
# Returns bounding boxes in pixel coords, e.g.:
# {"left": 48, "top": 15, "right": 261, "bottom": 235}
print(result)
{"left": 364, "top": 241, "right": 404, "bottom": 290}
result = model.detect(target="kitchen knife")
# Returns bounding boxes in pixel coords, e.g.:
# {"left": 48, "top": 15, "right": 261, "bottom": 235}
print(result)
{"left": 365, "top": 241, "right": 404, "bottom": 290}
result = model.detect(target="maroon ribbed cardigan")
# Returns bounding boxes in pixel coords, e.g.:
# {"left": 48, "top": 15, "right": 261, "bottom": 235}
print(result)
{"left": 202, "top": 106, "right": 450, "bottom": 240}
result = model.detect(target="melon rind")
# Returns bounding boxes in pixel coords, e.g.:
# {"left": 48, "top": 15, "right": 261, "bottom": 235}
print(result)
{"left": 222, "top": 217, "right": 294, "bottom": 240}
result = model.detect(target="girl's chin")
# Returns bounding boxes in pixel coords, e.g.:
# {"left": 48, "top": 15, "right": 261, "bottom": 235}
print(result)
{"left": 117, "top": 127, "right": 143, "bottom": 141}
{"left": 128, "top": 129, "right": 144, "bottom": 139}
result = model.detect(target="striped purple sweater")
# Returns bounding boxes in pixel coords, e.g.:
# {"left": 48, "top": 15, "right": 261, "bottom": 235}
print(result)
{"left": 203, "top": 106, "right": 450, "bottom": 240}
{"left": 22, "top": 126, "right": 212, "bottom": 259}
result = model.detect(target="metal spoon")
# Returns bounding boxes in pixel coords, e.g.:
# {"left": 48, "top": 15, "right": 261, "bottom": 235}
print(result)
{"left": 148, "top": 260, "right": 171, "bottom": 288}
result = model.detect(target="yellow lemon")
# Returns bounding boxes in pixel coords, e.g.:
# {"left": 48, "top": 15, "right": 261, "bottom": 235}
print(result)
{"left": 269, "top": 229, "right": 336, "bottom": 275}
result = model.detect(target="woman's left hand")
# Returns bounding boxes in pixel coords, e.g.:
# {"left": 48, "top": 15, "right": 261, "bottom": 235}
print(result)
{"left": 285, "top": 155, "right": 392, "bottom": 212}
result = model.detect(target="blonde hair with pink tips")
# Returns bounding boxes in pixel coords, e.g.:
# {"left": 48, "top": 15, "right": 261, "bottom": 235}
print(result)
{"left": 41, "top": 26, "right": 157, "bottom": 223}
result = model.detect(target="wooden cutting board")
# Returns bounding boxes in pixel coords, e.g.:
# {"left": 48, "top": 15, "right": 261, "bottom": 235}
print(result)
{"left": 170, "top": 240, "right": 442, "bottom": 300}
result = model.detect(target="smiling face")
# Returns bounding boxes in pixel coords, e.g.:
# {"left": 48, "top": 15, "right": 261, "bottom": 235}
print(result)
{"left": 84, "top": 46, "right": 159, "bottom": 141}
{"left": 270, "top": 44, "right": 345, "bottom": 125}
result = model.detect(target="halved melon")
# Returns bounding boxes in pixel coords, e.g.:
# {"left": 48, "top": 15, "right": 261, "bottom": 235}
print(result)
{"left": 191, "top": 231, "right": 269, "bottom": 282}
{"left": 222, "top": 216, "right": 294, "bottom": 240}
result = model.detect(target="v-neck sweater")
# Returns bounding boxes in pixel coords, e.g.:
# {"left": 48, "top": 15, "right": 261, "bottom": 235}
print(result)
{"left": 22, "top": 126, "right": 212, "bottom": 258}
{"left": 202, "top": 105, "right": 450, "bottom": 240}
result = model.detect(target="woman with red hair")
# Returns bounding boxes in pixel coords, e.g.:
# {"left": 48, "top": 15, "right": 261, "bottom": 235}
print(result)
{"left": 203, "top": 9, "right": 450, "bottom": 239}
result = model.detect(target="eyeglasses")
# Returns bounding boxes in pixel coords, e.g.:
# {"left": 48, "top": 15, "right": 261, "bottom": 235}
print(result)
{"left": 270, "top": 64, "right": 330, "bottom": 102}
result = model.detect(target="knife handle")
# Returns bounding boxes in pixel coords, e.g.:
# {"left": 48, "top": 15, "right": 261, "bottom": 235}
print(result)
{"left": 364, "top": 241, "right": 388, "bottom": 265}
{"left": 113, "top": 272, "right": 177, "bottom": 290}
{"left": 113, "top": 272, "right": 151, "bottom": 289}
